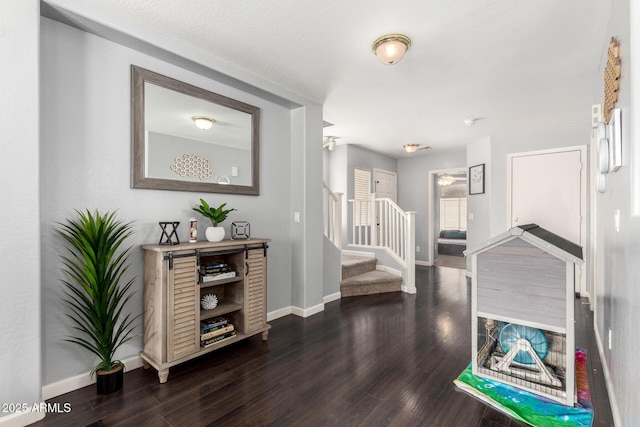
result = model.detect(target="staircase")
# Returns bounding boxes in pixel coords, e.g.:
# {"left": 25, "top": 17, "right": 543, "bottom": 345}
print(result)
{"left": 341, "top": 255, "right": 402, "bottom": 297}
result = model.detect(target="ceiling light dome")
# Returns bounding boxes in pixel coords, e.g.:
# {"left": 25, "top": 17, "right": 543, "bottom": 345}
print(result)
{"left": 404, "top": 143, "right": 420, "bottom": 153}
{"left": 372, "top": 34, "right": 411, "bottom": 65}
{"left": 192, "top": 116, "right": 215, "bottom": 130}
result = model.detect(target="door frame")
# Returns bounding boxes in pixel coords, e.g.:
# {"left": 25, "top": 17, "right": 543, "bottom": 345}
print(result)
{"left": 426, "top": 167, "right": 467, "bottom": 266}
{"left": 506, "top": 145, "right": 588, "bottom": 296}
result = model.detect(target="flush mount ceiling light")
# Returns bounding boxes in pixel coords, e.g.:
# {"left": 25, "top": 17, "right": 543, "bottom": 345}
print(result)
{"left": 372, "top": 34, "right": 411, "bottom": 65}
{"left": 403, "top": 143, "right": 420, "bottom": 153}
{"left": 192, "top": 116, "right": 215, "bottom": 130}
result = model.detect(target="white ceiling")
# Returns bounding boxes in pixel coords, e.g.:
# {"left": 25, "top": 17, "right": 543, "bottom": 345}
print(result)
{"left": 78, "top": 0, "right": 612, "bottom": 159}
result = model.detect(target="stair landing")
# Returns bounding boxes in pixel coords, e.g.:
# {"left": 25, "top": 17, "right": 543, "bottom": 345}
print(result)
{"left": 341, "top": 255, "right": 402, "bottom": 297}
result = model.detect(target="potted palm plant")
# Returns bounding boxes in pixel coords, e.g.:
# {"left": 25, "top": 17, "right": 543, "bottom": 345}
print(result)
{"left": 57, "top": 210, "right": 140, "bottom": 394}
{"left": 192, "top": 199, "right": 236, "bottom": 242}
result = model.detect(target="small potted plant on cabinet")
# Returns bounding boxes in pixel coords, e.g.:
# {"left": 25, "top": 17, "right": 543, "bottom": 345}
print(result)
{"left": 193, "top": 199, "right": 236, "bottom": 242}
{"left": 57, "top": 210, "right": 140, "bottom": 394}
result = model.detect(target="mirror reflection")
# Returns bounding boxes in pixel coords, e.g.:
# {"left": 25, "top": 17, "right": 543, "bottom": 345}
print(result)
{"left": 131, "top": 66, "right": 260, "bottom": 195}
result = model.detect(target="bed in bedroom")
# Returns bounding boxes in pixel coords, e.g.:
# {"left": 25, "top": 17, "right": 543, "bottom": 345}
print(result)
{"left": 437, "top": 229, "right": 467, "bottom": 256}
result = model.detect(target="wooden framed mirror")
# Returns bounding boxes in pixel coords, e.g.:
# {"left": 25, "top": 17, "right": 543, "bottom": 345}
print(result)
{"left": 131, "top": 65, "right": 260, "bottom": 195}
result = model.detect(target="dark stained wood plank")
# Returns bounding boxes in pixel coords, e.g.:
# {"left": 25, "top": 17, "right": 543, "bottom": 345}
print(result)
{"left": 31, "top": 266, "right": 613, "bottom": 427}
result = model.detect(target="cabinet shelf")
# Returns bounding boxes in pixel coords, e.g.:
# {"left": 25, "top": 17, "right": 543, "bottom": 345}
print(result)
{"left": 200, "top": 301, "right": 242, "bottom": 320}
{"left": 199, "top": 274, "right": 243, "bottom": 288}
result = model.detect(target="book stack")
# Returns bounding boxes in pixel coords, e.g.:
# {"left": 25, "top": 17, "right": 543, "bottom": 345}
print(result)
{"left": 200, "top": 316, "right": 236, "bottom": 348}
{"left": 200, "top": 262, "right": 237, "bottom": 283}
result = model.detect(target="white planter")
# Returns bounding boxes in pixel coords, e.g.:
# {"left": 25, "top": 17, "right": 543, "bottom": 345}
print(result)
{"left": 205, "top": 226, "right": 225, "bottom": 242}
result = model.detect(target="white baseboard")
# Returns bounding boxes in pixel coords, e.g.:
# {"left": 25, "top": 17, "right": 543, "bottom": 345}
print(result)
{"left": 415, "top": 260, "right": 431, "bottom": 267}
{"left": 594, "top": 325, "right": 622, "bottom": 426}
{"left": 266, "top": 306, "right": 292, "bottom": 321}
{"left": 323, "top": 292, "right": 341, "bottom": 303}
{"left": 291, "top": 302, "right": 324, "bottom": 318}
{"left": 341, "top": 249, "right": 375, "bottom": 258}
{"left": 402, "top": 285, "right": 416, "bottom": 294}
{"left": 41, "top": 354, "right": 144, "bottom": 401}
{"left": 267, "top": 303, "right": 327, "bottom": 321}
{"left": 376, "top": 265, "right": 401, "bottom": 276}
{"left": 0, "top": 408, "right": 45, "bottom": 427}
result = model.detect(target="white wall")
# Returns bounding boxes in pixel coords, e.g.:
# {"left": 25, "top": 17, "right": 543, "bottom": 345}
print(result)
{"left": 594, "top": 1, "right": 640, "bottom": 424}
{"left": 397, "top": 148, "right": 467, "bottom": 263}
{"left": 39, "top": 15, "right": 322, "bottom": 388}
{"left": 0, "top": 1, "right": 45, "bottom": 424}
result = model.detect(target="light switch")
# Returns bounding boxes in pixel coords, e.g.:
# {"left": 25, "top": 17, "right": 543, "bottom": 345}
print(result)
{"left": 614, "top": 209, "right": 620, "bottom": 232}
{"left": 231, "top": 166, "right": 238, "bottom": 177}
{"left": 294, "top": 212, "right": 300, "bottom": 223}
{"left": 468, "top": 212, "right": 474, "bottom": 220}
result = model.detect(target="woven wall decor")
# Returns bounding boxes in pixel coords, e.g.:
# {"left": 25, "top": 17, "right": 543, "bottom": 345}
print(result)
{"left": 603, "top": 37, "right": 620, "bottom": 123}
{"left": 170, "top": 153, "right": 213, "bottom": 181}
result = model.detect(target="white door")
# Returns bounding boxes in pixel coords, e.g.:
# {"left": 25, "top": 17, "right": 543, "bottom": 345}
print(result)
{"left": 374, "top": 169, "right": 397, "bottom": 201}
{"left": 508, "top": 147, "right": 586, "bottom": 293}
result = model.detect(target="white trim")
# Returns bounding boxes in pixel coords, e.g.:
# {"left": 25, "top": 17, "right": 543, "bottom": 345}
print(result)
{"left": 376, "top": 264, "right": 401, "bottom": 276}
{"left": 427, "top": 167, "right": 467, "bottom": 266}
{"left": 341, "top": 249, "right": 375, "bottom": 258}
{"left": 323, "top": 292, "right": 341, "bottom": 304}
{"left": 267, "top": 306, "right": 292, "bottom": 321}
{"left": 415, "top": 260, "right": 431, "bottom": 267}
{"left": 0, "top": 409, "right": 45, "bottom": 427}
{"left": 41, "top": 354, "right": 144, "bottom": 400}
{"left": 401, "top": 284, "right": 416, "bottom": 294}
{"left": 594, "top": 324, "right": 622, "bottom": 426}
{"left": 291, "top": 303, "right": 325, "bottom": 318}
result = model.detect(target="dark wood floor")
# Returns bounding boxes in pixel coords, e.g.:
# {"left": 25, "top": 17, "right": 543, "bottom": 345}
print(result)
{"left": 34, "top": 266, "right": 613, "bottom": 427}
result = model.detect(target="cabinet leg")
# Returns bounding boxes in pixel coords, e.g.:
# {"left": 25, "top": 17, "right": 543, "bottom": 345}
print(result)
{"left": 262, "top": 330, "right": 269, "bottom": 341}
{"left": 142, "top": 360, "right": 151, "bottom": 369}
{"left": 158, "top": 369, "right": 169, "bottom": 384}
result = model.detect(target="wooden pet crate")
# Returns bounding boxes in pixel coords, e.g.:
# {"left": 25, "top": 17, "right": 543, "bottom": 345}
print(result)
{"left": 464, "top": 224, "right": 583, "bottom": 406}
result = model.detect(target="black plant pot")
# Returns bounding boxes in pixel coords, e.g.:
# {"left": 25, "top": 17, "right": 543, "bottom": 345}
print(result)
{"left": 96, "top": 365, "right": 123, "bottom": 395}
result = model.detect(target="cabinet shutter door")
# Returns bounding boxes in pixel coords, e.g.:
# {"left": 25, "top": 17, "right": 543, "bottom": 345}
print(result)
{"left": 245, "top": 249, "right": 267, "bottom": 333}
{"left": 168, "top": 256, "right": 198, "bottom": 361}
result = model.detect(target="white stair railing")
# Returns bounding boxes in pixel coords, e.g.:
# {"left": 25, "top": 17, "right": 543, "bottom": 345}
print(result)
{"left": 349, "top": 194, "right": 416, "bottom": 292}
{"left": 323, "top": 182, "right": 343, "bottom": 248}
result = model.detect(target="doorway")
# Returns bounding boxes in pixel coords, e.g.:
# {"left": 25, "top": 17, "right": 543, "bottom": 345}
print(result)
{"left": 427, "top": 168, "right": 468, "bottom": 268}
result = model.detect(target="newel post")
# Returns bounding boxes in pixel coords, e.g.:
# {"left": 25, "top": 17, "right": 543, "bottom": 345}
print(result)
{"left": 405, "top": 211, "right": 417, "bottom": 294}
{"left": 369, "top": 193, "right": 377, "bottom": 247}
{"left": 335, "top": 192, "right": 343, "bottom": 249}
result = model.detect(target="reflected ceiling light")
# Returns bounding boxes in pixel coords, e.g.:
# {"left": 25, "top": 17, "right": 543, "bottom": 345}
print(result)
{"left": 192, "top": 116, "right": 215, "bottom": 130}
{"left": 403, "top": 144, "right": 420, "bottom": 153}
{"left": 372, "top": 34, "right": 411, "bottom": 65}
{"left": 438, "top": 176, "right": 455, "bottom": 186}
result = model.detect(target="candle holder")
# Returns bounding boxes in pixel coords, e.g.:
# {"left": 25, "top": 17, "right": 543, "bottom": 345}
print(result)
{"left": 158, "top": 221, "right": 180, "bottom": 245}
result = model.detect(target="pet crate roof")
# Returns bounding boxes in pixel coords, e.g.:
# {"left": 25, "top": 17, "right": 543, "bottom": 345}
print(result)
{"left": 464, "top": 223, "right": 583, "bottom": 265}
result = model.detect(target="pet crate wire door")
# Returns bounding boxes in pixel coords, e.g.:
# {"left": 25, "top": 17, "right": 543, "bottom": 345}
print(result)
{"left": 465, "top": 224, "right": 583, "bottom": 406}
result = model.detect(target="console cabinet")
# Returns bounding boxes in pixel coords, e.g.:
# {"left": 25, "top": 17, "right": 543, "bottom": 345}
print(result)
{"left": 140, "top": 238, "right": 270, "bottom": 383}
